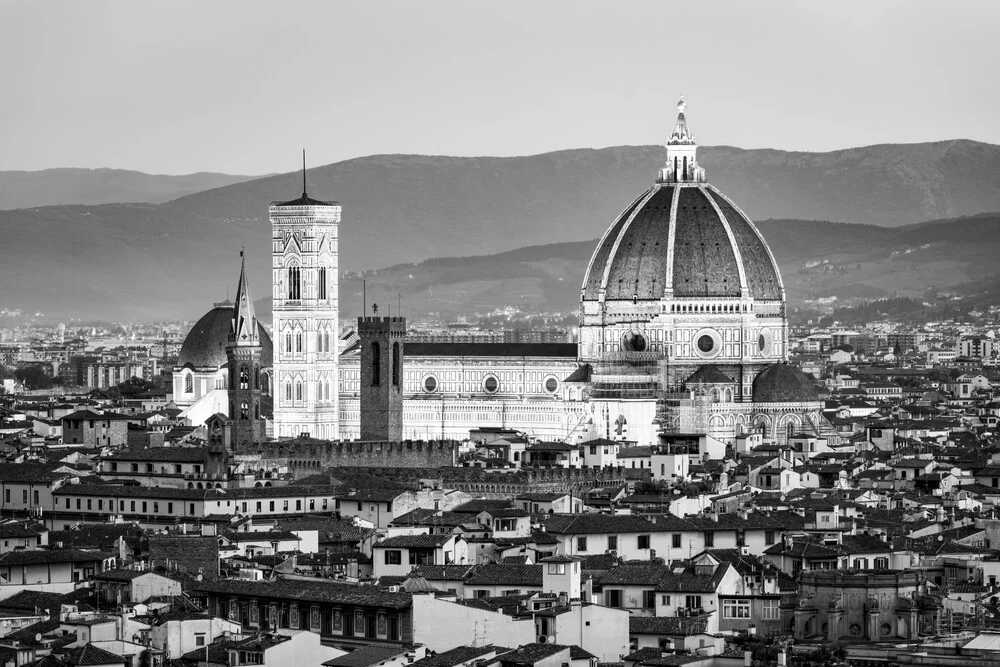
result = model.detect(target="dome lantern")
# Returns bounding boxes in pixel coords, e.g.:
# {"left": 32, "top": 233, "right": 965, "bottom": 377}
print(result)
{"left": 658, "top": 95, "right": 706, "bottom": 184}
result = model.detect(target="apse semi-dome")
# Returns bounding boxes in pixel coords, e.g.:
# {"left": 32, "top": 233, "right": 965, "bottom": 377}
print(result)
{"left": 582, "top": 99, "right": 782, "bottom": 304}
{"left": 177, "top": 300, "right": 273, "bottom": 370}
{"left": 752, "top": 363, "right": 819, "bottom": 403}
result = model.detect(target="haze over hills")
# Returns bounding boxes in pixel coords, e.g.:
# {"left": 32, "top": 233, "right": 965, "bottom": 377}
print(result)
{"left": 2, "top": 140, "right": 999, "bottom": 321}
{"left": 329, "top": 213, "right": 1000, "bottom": 321}
{"left": 0, "top": 168, "right": 264, "bottom": 210}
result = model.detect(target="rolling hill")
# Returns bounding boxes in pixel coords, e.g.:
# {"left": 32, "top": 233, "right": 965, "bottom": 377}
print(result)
{"left": 332, "top": 213, "right": 1000, "bottom": 320}
{"left": 0, "top": 168, "right": 263, "bottom": 210}
{"left": 2, "top": 140, "right": 999, "bottom": 321}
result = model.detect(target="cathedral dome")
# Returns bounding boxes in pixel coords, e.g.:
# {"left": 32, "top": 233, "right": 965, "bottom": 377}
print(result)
{"left": 177, "top": 301, "right": 273, "bottom": 370}
{"left": 752, "top": 364, "right": 819, "bottom": 403}
{"left": 581, "top": 99, "right": 782, "bottom": 303}
{"left": 581, "top": 183, "right": 782, "bottom": 302}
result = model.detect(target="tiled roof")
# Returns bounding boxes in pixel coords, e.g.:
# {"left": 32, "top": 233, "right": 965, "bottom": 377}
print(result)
{"left": 464, "top": 563, "right": 542, "bottom": 587}
{"left": 495, "top": 644, "right": 569, "bottom": 666}
{"left": 0, "top": 549, "right": 110, "bottom": 565}
{"left": 0, "top": 591, "right": 69, "bottom": 614}
{"left": 411, "top": 646, "right": 500, "bottom": 667}
{"left": 407, "top": 565, "right": 475, "bottom": 581}
{"left": 452, "top": 499, "right": 515, "bottom": 514}
{"left": 58, "top": 644, "right": 126, "bottom": 667}
{"left": 540, "top": 514, "right": 656, "bottom": 535}
{"left": 600, "top": 563, "right": 671, "bottom": 586}
{"left": 629, "top": 615, "right": 710, "bottom": 636}
{"left": 324, "top": 646, "right": 411, "bottom": 667}
{"left": 191, "top": 578, "right": 412, "bottom": 609}
{"left": 104, "top": 446, "right": 206, "bottom": 462}
{"left": 49, "top": 525, "right": 142, "bottom": 550}
{"left": 376, "top": 534, "right": 455, "bottom": 549}
{"left": 0, "top": 462, "right": 71, "bottom": 483}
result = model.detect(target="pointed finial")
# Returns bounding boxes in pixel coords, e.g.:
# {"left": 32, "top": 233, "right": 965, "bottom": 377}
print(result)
{"left": 678, "top": 94, "right": 686, "bottom": 115}
{"left": 302, "top": 149, "right": 307, "bottom": 198}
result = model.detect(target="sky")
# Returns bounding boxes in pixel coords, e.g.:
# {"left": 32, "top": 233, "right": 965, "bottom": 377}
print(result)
{"left": 1, "top": 0, "right": 998, "bottom": 175}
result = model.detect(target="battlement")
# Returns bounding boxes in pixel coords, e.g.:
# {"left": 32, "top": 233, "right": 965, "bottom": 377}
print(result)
{"left": 328, "top": 465, "right": 627, "bottom": 497}
{"left": 243, "top": 438, "right": 457, "bottom": 473}
{"left": 358, "top": 316, "right": 407, "bottom": 335}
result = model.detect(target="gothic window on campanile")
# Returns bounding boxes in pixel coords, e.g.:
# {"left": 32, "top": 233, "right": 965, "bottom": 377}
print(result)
{"left": 240, "top": 367, "right": 249, "bottom": 389}
{"left": 287, "top": 266, "right": 301, "bottom": 300}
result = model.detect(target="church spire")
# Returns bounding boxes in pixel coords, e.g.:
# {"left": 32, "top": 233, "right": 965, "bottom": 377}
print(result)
{"left": 231, "top": 250, "right": 259, "bottom": 345}
{"left": 301, "top": 148, "right": 308, "bottom": 198}
{"left": 657, "top": 95, "right": 706, "bottom": 184}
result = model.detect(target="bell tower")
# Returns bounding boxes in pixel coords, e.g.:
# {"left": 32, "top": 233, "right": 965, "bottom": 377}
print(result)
{"left": 359, "top": 312, "right": 406, "bottom": 442}
{"left": 270, "top": 152, "right": 340, "bottom": 440}
{"left": 226, "top": 253, "right": 266, "bottom": 450}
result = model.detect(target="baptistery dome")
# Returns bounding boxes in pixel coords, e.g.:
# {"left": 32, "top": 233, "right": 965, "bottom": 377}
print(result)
{"left": 177, "top": 300, "right": 273, "bottom": 370}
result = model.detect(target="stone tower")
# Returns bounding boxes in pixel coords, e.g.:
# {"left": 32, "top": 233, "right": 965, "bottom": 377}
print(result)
{"left": 270, "top": 155, "right": 340, "bottom": 440}
{"left": 359, "top": 314, "right": 406, "bottom": 442}
{"left": 226, "top": 254, "right": 266, "bottom": 450}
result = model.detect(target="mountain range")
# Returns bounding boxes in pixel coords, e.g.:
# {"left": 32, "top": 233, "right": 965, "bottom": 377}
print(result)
{"left": 1, "top": 139, "right": 999, "bottom": 321}
{"left": 0, "top": 168, "right": 263, "bottom": 210}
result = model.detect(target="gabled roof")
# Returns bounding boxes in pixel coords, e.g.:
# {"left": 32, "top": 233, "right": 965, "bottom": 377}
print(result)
{"left": 58, "top": 644, "right": 125, "bottom": 667}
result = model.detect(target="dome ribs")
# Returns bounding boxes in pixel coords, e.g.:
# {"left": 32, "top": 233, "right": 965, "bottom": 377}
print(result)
{"left": 671, "top": 187, "right": 741, "bottom": 298}
{"left": 706, "top": 188, "right": 783, "bottom": 301}
{"left": 603, "top": 186, "right": 674, "bottom": 301}
{"left": 582, "top": 188, "right": 651, "bottom": 300}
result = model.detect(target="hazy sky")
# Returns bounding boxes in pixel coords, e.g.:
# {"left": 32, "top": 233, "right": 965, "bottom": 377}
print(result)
{"left": 2, "top": 0, "right": 998, "bottom": 174}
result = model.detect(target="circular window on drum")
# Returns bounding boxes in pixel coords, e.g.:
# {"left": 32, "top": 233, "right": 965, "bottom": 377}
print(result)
{"left": 483, "top": 375, "right": 499, "bottom": 394}
{"left": 758, "top": 328, "right": 774, "bottom": 357}
{"left": 544, "top": 376, "right": 559, "bottom": 394}
{"left": 423, "top": 375, "right": 438, "bottom": 393}
{"left": 693, "top": 328, "right": 722, "bottom": 359}
{"left": 622, "top": 331, "right": 647, "bottom": 353}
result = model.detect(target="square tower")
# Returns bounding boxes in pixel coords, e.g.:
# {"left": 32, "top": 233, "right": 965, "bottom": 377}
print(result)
{"left": 270, "top": 182, "right": 340, "bottom": 440}
{"left": 359, "top": 315, "right": 406, "bottom": 442}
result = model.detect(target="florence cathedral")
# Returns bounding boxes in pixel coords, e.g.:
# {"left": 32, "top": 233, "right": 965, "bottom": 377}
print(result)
{"left": 173, "top": 100, "right": 834, "bottom": 449}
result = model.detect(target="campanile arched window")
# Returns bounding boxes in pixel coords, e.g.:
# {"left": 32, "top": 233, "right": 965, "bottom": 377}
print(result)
{"left": 287, "top": 266, "right": 301, "bottom": 300}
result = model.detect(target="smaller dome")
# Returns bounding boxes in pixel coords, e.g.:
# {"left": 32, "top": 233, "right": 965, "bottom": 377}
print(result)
{"left": 177, "top": 301, "right": 273, "bottom": 370}
{"left": 753, "top": 364, "right": 819, "bottom": 403}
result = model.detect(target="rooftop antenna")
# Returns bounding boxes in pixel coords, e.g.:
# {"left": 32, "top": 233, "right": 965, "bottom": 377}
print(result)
{"left": 302, "top": 149, "right": 308, "bottom": 198}
{"left": 363, "top": 280, "right": 367, "bottom": 320}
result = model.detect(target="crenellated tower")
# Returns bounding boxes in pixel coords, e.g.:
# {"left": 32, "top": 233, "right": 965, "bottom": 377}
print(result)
{"left": 270, "top": 154, "right": 340, "bottom": 440}
{"left": 359, "top": 314, "right": 406, "bottom": 442}
{"left": 226, "top": 253, "right": 266, "bottom": 450}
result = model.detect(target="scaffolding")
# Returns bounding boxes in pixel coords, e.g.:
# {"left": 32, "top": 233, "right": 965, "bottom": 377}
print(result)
{"left": 587, "top": 350, "right": 666, "bottom": 400}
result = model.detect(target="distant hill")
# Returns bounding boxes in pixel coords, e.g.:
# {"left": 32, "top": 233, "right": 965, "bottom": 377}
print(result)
{"left": 0, "top": 168, "right": 263, "bottom": 209}
{"left": 2, "top": 140, "right": 1000, "bottom": 320}
{"left": 329, "top": 213, "right": 1000, "bottom": 320}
